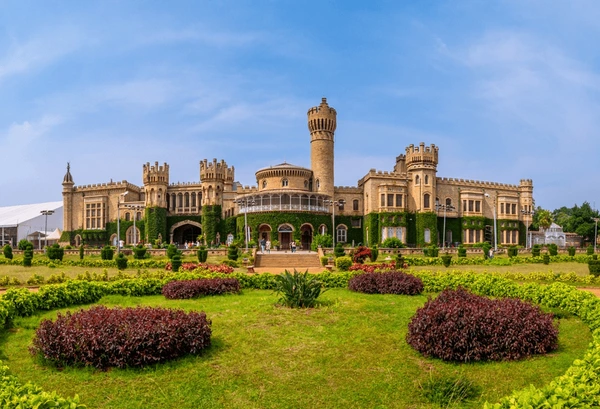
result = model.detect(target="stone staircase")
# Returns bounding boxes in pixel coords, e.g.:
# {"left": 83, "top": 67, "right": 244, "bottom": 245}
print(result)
{"left": 254, "top": 251, "right": 322, "bottom": 269}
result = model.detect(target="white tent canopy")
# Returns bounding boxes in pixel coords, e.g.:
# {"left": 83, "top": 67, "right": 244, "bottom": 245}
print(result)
{"left": 0, "top": 201, "right": 63, "bottom": 246}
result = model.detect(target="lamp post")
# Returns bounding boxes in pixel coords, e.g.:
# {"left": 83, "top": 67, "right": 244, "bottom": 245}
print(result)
{"left": 435, "top": 202, "right": 455, "bottom": 250}
{"left": 521, "top": 209, "right": 535, "bottom": 249}
{"left": 40, "top": 210, "right": 55, "bottom": 249}
{"left": 484, "top": 194, "right": 497, "bottom": 252}
{"left": 594, "top": 218, "right": 599, "bottom": 254}
{"left": 325, "top": 199, "right": 345, "bottom": 248}
{"left": 236, "top": 197, "right": 255, "bottom": 253}
{"left": 116, "top": 191, "right": 129, "bottom": 254}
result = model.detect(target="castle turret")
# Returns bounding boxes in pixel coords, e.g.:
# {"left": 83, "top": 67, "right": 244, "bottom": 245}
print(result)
{"left": 308, "top": 97, "right": 336, "bottom": 198}
{"left": 142, "top": 162, "right": 169, "bottom": 208}
{"left": 62, "top": 163, "right": 75, "bottom": 232}
{"left": 519, "top": 179, "right": 534, "bottom": 213}
{"left": 406, "top": 142, "right": 439, "bottom": 212}
{"left": 200, "top": 158, "right": 234, "bottom": 206}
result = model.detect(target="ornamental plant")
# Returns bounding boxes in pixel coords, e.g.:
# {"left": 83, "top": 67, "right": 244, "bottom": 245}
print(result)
{"left": 2, "top": 244, "right": 12, "bottom": 260}
{"left": 333, "top": 242, "right": 345, "bottom": 258}
{"left": 162, "top": 278, "right": 240, "bottom": 299}
{"left": 167, "top": 244, "right": 178, "bottom": 259}
{"left": 381, "top": 237, "right": 405, "bottom": 248}
{"left": 100, "top": 246, "right": 114, "bottom": 261}
{"left": 588, "top": 260, "right": 600, "bottom": 276}
{"left": 274, "top": 269, "right": 326, "bottom": 308}
{"left": 441, "top": 253, "right": 452, "bottom": 268}
{"left": 587, "top": 244, "right": 595, "bottom": 255}
{"left": 507, "top": 246, "right": 518, "bottom": 258}
{"left": 18, "top": 239, "right": 31, "bottom": 250}
{"left": 227, "top": 245, "right": 239, "bottom": 261}
{"left": 568, "top": 246, "right": 576, "bottom": 257}
{"left": 335, "top": 256, "right": 352, "bottom": 271}
{"left": 352, "top": 246, "right": 371, "bottom": 264}
{"left": 197, "top": 246, "right": 208, "bottom": 262}
{"left": 47, "top": 244, "right": 64, "bottom": 261}
{"left": 171, "top": 254, "right": 182, "bottom": 272}
{"left": 133, "top": 244, "right": 147, "bottom": 260}
{"left": 532, "top": 244, "right": 541, "bottom": 257}
{"left": 548, "top": 243, "right": 558, "bottom": 256}
{"left": 79, "top": 244, "right": 84, "bottom": 260}
{"left": 407, "top": 288, "right": 558, "bottom": 362}
{"left": 30, "top": 306, "right": 212, "bottom": 370}
{"left": 23, "top": 248, "right": 33, "bottom": 267}
{"left": 116, "top": 253, "right": 128, "bottom": 270}
{"left": 348, "top": 271, "right": 423, "bottom": 295}
{"left": 370, "top": 246, "right": 379, "bottom": 262}
{"left": 457, "top": 245, "right": 466, "bottom": 258}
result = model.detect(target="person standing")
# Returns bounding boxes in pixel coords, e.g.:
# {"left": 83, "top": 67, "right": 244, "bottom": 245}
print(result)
{"left": 260, "top": 238, "right": 266, "bottom": 253}
{"left": 266, "top": 240, "right": 271, "bottom": 253}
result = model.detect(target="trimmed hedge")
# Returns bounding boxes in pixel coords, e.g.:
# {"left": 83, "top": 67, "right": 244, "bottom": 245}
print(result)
{"left": 407, "top": 288, "right": 558, "bottom": 362}
{"left": 30, "top": 306, "right": 212, "bottom": 370}
{"left": 348, "top": 271, "right": 423, "bottom": 295}
{"left": 162, "top": 278, "right": 240, "bottom": 299}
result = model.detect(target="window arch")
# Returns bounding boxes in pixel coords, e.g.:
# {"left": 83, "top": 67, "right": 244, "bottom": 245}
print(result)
{"left": 445, "top": 198, "right": 452, "bottom": 207}
{"left": 336, "top": 225, "right": 348, "bottom": 243}
{"left": 425, "top": 175, "right": 429, "bottom": 184}
{"left": 282, "top": 179, "right": 289, "bottom": 187}
{"left": 125, "top": 212, "right": 131, "bottom": 221}
{"left": 316, "top": 179, "right": 320, "bottom": 190}
{"left": 353, "top": 199, "right": 359, "bottom": 211}
{"left": 424, "top": 193, "right": 431, "bottom": 209}
{"left": 415, "top": 175, "right": 420, "bottom": 185}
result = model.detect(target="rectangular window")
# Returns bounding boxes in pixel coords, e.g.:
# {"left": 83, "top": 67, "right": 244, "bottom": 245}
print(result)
{"left": 463, "top": 200, "right": 467, "bottom": 212}
{"left": 468, "top": 229, "right": 474, "bottom": 243}
{"left": 512, "top": 204, "right": 516, "bottom": 215}
{"left": 381, "top": 194, "right": 385, "bottom": 207}
{"left": 351, "top": 219, "right": 361, "bottom": 228}
{"left": 475, "top": 201, "right": 481, "bottom": 213}
{"left": 353, "top": 200, "right": 359, "bottom": 211}
{"left": 396, "top": 194, "right": 402, "bottom": 207}
{"left": 468, "top": 200, "right": 474, "bottom": 212}
{"left": 500, "top": 203, "right": 505, "bottom": 214}
{"left": 387, "top": 194, "right": 394, "bottom": 207}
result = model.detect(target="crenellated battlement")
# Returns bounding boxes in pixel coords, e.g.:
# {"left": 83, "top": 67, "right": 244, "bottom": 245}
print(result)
{"left": 519, "top": 179, "right": 533, "bottom": 186}
{"left": 308, "top": 97, "right": 337, "bottom": 135}
{"left": 405, "top": 142, "right": 439, "bottom": 171}
{"left": 169, "top": 181, "right": 202, "bottom": 187}
{"left": 143, "top": 161, "right": 169, "bottom": 185}
{"left": 74, "top": 181, "right": 141, "bottom": 192}
{"left": 437, "top": 177, "right": 518, "bottom": 189}
{"left": 334, "top": 186, "right": 362, "bottom": 193}
{"left": 200, "top": 158, "right": 234, "bottom": 182}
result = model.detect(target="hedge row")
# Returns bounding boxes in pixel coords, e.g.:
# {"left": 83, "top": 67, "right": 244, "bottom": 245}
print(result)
{"left": 1, "top": 270, "right": 600, "bottom": 407}
{"left": 162, "top": 278, "right": 240, "bottom": 299}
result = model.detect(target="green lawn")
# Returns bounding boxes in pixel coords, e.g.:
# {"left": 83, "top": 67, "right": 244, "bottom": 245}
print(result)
{"left": 1, "top": 289, "right": 591, "bottom": 409}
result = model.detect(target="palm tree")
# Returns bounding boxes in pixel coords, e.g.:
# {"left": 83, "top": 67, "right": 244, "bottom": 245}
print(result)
{"left": 536, "top": 208, "right": 553, "bottom": 231}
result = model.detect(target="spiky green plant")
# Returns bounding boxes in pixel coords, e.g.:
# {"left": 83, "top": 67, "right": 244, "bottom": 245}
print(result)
{"left": 274, "top": 269, "right": 326, "bottom": 308}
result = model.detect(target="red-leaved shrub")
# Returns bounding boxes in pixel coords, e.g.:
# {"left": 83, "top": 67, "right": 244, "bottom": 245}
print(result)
{"left": 407, "top": 288, "right": 558, "bottom": 362}
{"left": 165, "top": 262, "right": 234, "bottom": 273}
{"left": 352, "top": 246, "right": 372, "bottom": 264}
{"left": 348, "top": 262, "right": 396, "bottom": 273}
{"left": 30, "top": 306, "right": 212, "bottom": 370}
{"left": 348, "top": 271, "right": 423, "bottom": 295}
{"left": 162, "top": 278, "right": 240, "bottom": 299}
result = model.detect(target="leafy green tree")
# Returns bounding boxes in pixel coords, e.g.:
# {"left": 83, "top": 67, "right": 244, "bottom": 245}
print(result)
{"left": 533, "top": 208, "right": 553, "bottom": 231}
{"left": 551, "top": 202, "right": 599, "bottom": 242}
{"left": 3, "top": 244, "right": 13, "bottom": 260}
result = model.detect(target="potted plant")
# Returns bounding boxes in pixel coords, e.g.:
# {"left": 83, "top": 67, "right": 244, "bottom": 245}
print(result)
{"left": 272, "top": 239, "right": 280, "bottom": 251}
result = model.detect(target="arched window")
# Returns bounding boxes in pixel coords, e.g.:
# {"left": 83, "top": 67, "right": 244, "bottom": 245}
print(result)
{"left": 415, "top": 175, "right": 420, "bottom": 185}
{"left": 424, "top": 193, "right": 431, "bottom": 209}
{"left": 125, "top": 212, "right": 131, "bottom": 221}
{"left": 445, "top": 198, "right": 452, "bottom": 207}
{"left": 336, "top": 225, "right": 347, "bottom": 243}
{"left": 262, "top": 180, "right": 267, "bottom": 188}
{"left": 353, "top": 199, "right": 359, "bottom": 211}
{"left": 282, "top": 179, "right": 289, "bottom": 187}
{"left": 136, "top": 212, "right": 142, "bottom": 221}
{"left": 304, "top": 180, "right": 308, "bottom": 188}
{"left": 424, "top": 228, "right": 431, "bottom": 243}
{"left": 316, "top": 179, "right": 320, "bottom": 190}
{"left": 425, "top": 175, "right": 429, "bottom": 184}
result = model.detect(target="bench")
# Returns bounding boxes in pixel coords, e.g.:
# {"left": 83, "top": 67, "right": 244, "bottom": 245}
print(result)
{"left": 247, "top": 265, "right": 255, "bottom": 274}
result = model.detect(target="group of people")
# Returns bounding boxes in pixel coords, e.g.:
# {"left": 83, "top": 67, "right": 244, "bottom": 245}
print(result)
{"left": 260, "top": 238, "right": 272, "bottom": 253}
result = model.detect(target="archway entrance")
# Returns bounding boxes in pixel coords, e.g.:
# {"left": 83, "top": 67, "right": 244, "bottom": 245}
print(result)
{"left": 278, "top": 224, "right": 294, "bottom": 250}
{"left": 170, "top": 220, "right": 203, "bottom": 247}
{"left": 301, "top": 224, "right": 313, "bottom": 250}
{"left": 259, "top": 224, "right": 272, "bottom": 241}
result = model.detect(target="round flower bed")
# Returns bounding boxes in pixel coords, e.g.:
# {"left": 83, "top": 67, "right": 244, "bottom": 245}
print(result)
{"left": 348, "top": 271, "right": 423, "bottom": 295}
{"left": 407, "top": 288, "right": 558, "bottom": 362}
{"left": 30, "top": 306, "right": 212, "bottom": 370}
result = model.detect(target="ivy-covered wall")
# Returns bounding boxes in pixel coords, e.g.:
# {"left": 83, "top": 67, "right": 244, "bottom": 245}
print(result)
{"left": 145, "top": 207, "right": 167, "bottom": 243}
{"left": 416, "top": 212, "right": 437, "bottom": 247}
{"left": 106, "top": 221, "right": 146, "bottom": 243}
{"left": 363, "top": 213, "right": 379, "bottom": 247}
{"left": 202, "top": 205, "right": 222, "bottom": 245}
{"left": 166, "top": 215, "right": 201, "bottom": 236}
{"left": 437, "top": 217, "right": 462, "bottom": 246}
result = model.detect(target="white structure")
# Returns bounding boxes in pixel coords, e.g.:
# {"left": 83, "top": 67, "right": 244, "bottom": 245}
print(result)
{"left": 0, "top": 201, "right": 63, "bottom": 247}
{"left": 532, "top": 222, "right": 567, "bottom": 247}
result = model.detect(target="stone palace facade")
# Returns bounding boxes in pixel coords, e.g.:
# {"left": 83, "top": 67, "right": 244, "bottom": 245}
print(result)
{"left": 61, "top": 98, "right": 534, "bottom": 249}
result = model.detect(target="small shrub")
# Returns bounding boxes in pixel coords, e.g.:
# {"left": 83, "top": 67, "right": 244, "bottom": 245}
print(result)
{"left": 507, "top": 246, "right": 518, "bottom": 258}
{"left": 79, "top": 244, "right": 84, "bottom": 260}
{"left": 3, "top": 244, "right": 13, "bottom": 260}
{"left": 370, "top": 246, "right": 379, "bottom": 262}
{"left": 18, "top": 239, "right": 32, "bottom": 250}
{"left": 30, "top": 306, "right": 212, "bottom": 370}
{"left": 441, "top": 253, "right": 452, "bottom": 267}
{"left": 101, "top": 246, "right": 114, "bottom": 261}
{"left": 311, "top": 234, "right": 332, "bottom": 251}
{"left": 335, "top": 256, "right": 352, "bottom": 271}
{"left": 197, "top": 246, "right": 208, "bottom": 262}
{"left": 421, "top": 373, "right": 480, "bottom": 407}
{"left": 116, "top": 253, "right": 128, "bottom": 270}
{"left": 227, "top": 245, "right": 239, "bottom": 261}
{"left": 221, "top": 259, "right": 239, "bottom": 268}
{"left": 47, "top": 244, "right": 64, "bottom": 261}
{"left": 532, "top": 244, "right": 541, "bottom": 257}
{"left": 23, "top": 248, "right": 33, "bottom": 267}
{"left": 133, "top": 245, "right": 147, "bottom": 260}
{"left": 548, "top": 243, "right": 558, "bottom": 256}
{"left": 320, "top": 256, "right": 329, "bottom": 267}
{"left": 352, "top": 246, "right": 371, "bottom": 264}
{"left": 162, "top": 278, "right": 240, "bottom": 299}
{"left": 424, "top": 245, "right": 439, "bottom": 258}
{"left": 587, "top": 244, "right": 594, "bottom": 255}
{"left": 381, "top": 237, "right": 405, "bottom": 248}
{"left": 457, "top": 245, "right": 466, "bottom": 258}
{"left": 167, "top": 244, "right": 178, "bottom": 259}
{"left": 482, "top": 242, "right": 492, "bottom": 259}
{"left": 543, "top": 253, "right": 550, "bottom": 265}
{"left": 588, "top": 260, "right": 600, "bottom": 276}
{"left": 348, "top": 271, "right": 423, "bottom": 295}
{"left": 333, "top": 243, "right": 345, "bottom": 258}
{"left": 274, "top": 269, "right": 326, "bottom": 308}
{"left": 26, "top": 274, "right": 45, "bottom": 285}
{"left": 568, "top": 246, "right": 576, "bottom": 257}
{"left": 407, "top": 288, "right": 558, "bottom": 362}
{"left": 47, "top": 272, "right": 68, "bottom": 284}
{"left": 171, "top": 254, "right": 182, "bottom": 272}
{"left": 396, "top": 254, "right": 406, "bottom": 268}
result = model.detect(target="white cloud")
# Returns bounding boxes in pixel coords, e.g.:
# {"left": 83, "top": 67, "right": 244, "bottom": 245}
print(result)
{"left": 4, "top": 115, "right": 63, "bottom": 146}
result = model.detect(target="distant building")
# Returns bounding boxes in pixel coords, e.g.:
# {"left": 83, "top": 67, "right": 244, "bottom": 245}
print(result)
{"left": 0, "top": 202, "right": 63, "bottom": 247}
{"left": 61, "top": 98, "right": 535, "bottom": 249}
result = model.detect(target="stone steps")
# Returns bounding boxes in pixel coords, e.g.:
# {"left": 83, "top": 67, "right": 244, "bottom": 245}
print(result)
{"left": 254, "top": 252, "right": 322, "bottom": 268}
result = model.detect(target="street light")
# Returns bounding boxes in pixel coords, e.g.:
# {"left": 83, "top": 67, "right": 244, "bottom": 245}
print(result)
{"left": 521, "top": 208, "right": 535, "bottom": 249}
{"left": 40, "top": 210, "right": 55, "bottom": 249}
{"left": 236, "top": 197, "right": 255, "bottom": 253}
{"left": 116, "top": 191, "right": 129, "bottom": 254}
{"left": 325, "top": 199, "right": 345, "bottom": 248}
{"left": 435, "top": 202, "right": 455, "bottom": 250}
{"left": 594, "top": 218, "right": 599, "bottom": 254}
{"left": 484, "top": 194, "right": 497, "bottom": 252}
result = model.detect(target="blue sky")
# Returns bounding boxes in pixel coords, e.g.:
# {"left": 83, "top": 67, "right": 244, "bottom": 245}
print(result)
{"left": 1, "top": 0, "right": 599, "bottom": 211}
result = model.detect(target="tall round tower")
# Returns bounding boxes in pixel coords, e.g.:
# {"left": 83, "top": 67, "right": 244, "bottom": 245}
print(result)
{"left": 308, "top": 97, "right": 336, "bottom": 198}
{"left": 62, "top": 163, "right": 75, "bottom": 233}
{"left": 142, "top": 162, "right": 169, "bottom": 208}
{"left": 406, "top": 142, "right": 439, "bottom": 212}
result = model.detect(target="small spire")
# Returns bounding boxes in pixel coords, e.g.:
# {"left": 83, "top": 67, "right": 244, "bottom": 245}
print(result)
{"left": 63, "top": 162, "right": 74, "bottom": 184}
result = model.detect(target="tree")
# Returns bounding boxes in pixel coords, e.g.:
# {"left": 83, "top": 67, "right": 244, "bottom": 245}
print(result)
{"left": 551, "top": 202, "right": 600, "bottom": 242}
{"left": 533, "top": 208, "right": 553, "bottom": 231}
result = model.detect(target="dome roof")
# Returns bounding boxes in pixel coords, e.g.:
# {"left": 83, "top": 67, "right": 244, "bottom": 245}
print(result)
{"left": 256, "top": 162, "right": 311, "bottom": 173}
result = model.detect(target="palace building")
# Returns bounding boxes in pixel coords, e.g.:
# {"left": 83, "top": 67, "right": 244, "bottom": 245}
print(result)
{"left": 60, "top": 98, "right": 534, "bottom": 249}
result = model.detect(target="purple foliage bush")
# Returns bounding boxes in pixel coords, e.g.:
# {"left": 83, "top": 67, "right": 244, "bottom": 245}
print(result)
{"left": 162, "top": 277, "right": 240, "bottom": 299}
{"left": 348, "top": 271, "right": 424, "bottom": 295}
{"left": 407, "top": 288, "right": 558, "bottom": 362}
{"left": 30, "top": 306, "right": 212, "bottom": 370}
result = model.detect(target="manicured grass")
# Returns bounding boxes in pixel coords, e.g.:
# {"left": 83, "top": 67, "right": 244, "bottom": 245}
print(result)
{"left": 2, "top": 289, "right": 591, "bottom": 409}
{"left": 408, "top": 261, "right": 590, "bottom": 276}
